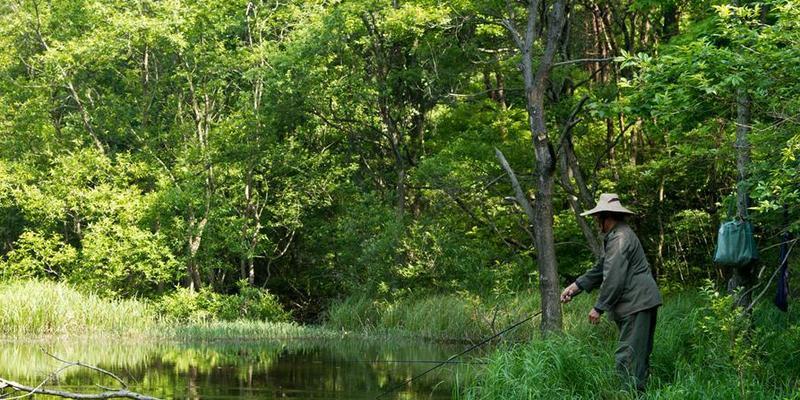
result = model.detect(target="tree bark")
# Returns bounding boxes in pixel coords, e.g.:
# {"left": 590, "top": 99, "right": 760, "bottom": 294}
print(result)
{"left": 501, "top": 0, "right": 568, "bottom": 334}
{"left": 495, "top": 148, "right": 537, "bottom": 225}
{"left": 186, "top": 213, "right": 206, "bottom": 291}
{"left": 730, "top": 88, "right": 754, "bottom": 307}
{"left": 557, "top": 102, "right": 603, "bottom": 258}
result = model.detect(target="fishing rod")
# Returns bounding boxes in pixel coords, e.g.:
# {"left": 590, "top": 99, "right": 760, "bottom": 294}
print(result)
{"left": 334, "top": 359, "right": 488, "bottom": 365}
{"left": 375, "top": 310, "right": 542, "bottom": 399}
{"left": 368, "top": 360, "right": 487, "bottom": 365}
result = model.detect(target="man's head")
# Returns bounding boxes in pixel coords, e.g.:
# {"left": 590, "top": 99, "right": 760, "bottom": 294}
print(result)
{"left": 580, "top": 193, "right": 634, "bottom": 233}
{"left": 594, "top": 211, "right": 626, "bottom": 233}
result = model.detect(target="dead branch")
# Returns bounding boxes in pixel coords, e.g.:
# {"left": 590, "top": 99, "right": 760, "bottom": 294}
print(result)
{"left": 0, "top": 378, "right": 158, "bottom": 400}
{"left": 0, "top": 349, "right": 160, "bottom": 400}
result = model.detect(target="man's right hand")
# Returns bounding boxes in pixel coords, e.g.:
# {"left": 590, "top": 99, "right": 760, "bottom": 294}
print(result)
{"left": 560, "top": 282, "right": 581, "bottom": 304}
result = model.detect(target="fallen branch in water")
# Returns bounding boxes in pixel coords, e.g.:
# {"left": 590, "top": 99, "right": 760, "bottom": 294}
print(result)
{"left": 0, "top": 378, "right": 159, "bottom": 400}
{"left": 0, "top": 348, "right": 160, "bottom": 400}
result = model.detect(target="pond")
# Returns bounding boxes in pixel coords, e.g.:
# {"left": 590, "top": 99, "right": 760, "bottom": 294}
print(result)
{"left": 0, "top": 337, "right": 483, "bottom": 399}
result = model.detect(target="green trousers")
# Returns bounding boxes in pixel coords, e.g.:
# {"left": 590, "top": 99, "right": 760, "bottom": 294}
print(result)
{"left": 614, "top": 307, "right": 658, "bottom": 391}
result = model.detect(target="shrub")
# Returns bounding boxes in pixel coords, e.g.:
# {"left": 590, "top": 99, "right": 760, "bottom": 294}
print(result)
{"left": 155, "top": 282, "right": 290, "bottom": 323}
{"left": 154, "top": 287, "right": 214, "bottom": 324}
{"left": 214, "top": 281, "right": 291, "bottom": 322}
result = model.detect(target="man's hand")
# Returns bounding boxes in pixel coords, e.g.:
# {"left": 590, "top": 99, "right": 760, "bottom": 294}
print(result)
{"left": 588, "top": 308, "right": 601, "bottom": 324}
{"left": 560, "top": 282, "right": 581, "bottom": 303}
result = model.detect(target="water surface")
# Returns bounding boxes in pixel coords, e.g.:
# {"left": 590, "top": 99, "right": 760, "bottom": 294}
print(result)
{"left": 0, "top": 337, "right": 481, "bottom": 399}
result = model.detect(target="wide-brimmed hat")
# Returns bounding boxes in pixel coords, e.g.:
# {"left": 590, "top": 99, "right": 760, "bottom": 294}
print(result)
{"left": 580, "top": 193, "right": 634, "bottom": 216}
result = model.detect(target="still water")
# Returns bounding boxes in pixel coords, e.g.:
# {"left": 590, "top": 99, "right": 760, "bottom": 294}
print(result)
{"left": 0, "top": 337, "right": 482, "bottom": 399}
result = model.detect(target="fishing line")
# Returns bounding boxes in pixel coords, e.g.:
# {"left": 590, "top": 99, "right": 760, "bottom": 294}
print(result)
{"left": 375, "top": 310, "right": 542, "bottom": 399}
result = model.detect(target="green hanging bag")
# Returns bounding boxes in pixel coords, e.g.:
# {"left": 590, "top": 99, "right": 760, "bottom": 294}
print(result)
{"left": 713, "top": 220, "right": 759, "bottom": 266}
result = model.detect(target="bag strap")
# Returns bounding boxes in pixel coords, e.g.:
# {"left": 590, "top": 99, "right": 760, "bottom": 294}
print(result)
{"left": 726, "top": 196, "right": 736, "bottom": 220}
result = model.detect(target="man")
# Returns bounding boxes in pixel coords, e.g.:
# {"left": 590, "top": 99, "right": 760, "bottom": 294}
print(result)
{"left": 560, "top": 193, "right": 662, "bottom": 391}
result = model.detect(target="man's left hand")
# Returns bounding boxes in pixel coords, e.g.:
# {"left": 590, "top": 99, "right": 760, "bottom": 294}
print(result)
{"left": 588, "top": 308, "right": 601, "bottom": 325}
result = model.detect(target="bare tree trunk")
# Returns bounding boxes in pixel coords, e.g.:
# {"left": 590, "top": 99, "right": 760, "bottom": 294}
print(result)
{"left": 495, "top": 149, "right": 537, "bottom": 224}
{"left": 0, "top": 344, "right": 161, "bottom": 399}
{"left": 495, "top": 68, "right": 507, "bottom": 109}
{"left": 396, "top": 167, "right": 406, "bottom": 222}
{"left": 729, "top": 88, "right": 754, "bottom": 307}
{"left": 501, "top": 0, "right": 568, "bottom": 334}
{"left": 528, "top": 90, "right": 563, "bottom": 334}
{"left": 247, "top": 258, "right": 256, "bottom": 285}
{"left": 483, "top": 68, "right": 497, "bottom": 101}
{"left": 557, "top": 97, "right": 603, "bottom": 258}
{"left": 186, "top": 214, "right": 206, "bottom": 291}
{"left": 65, "top": 80, "right": 105, "bottom": 154}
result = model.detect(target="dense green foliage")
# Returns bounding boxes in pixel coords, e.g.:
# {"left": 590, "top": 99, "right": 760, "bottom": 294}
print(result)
{"left": 1, "top": 3, "right": 799, "bottom": 397}
{"left": 1, "top": 0, "right": 797, "bottom": 318}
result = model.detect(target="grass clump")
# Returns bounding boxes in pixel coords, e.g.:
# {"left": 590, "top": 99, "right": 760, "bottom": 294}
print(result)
{"left": 167, "top": 320, "right": 340, "bottom": 341}
{"left": 0, "top": 280, "right": 155, "bottom": 337}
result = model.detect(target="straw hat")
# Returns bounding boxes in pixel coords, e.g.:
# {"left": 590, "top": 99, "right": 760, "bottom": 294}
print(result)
{"left": 580, "top": 193, "right": 635, "bottom": 216}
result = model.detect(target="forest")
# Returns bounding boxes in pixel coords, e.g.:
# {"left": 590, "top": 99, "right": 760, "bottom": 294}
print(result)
{"left": 0, "top": 0, "right": 798, "bottom": 398}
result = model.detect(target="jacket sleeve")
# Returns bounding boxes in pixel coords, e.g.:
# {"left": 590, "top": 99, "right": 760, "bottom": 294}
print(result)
{"left": 593, "top": 233, "right": 629, "bottom": 312}
{"left": 575, "top": 256, "right": 604, "bottom": 293}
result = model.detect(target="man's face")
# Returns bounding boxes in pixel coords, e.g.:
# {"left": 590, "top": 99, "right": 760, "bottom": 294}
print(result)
{"left": 594, "top": 215, "right": 606, "bottom": 233}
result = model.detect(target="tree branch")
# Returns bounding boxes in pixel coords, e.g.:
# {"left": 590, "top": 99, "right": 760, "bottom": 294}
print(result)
{"left": 0, "top": 349, "right": 159, "bottom": 400}
{"left": 552, "top": 57, "right": 616, "bottom": 67}
{"left": 494, "top": 148, "right": 536, "bottom": 230}
{"left": 0, "top": 378, "right": 158, "bottom": 400}
{"left": 42, "top": 348, "right": 128, "bottom": 390}
{"left": 499, "top": 19, "right": 524, "bottom": 50}
{"left": 523, "top": 0, "right": 541, "bottom": 52}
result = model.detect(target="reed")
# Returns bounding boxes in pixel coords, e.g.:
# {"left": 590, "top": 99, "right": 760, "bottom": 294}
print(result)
{"left": 0, "top": 280, "right": 155, "bottom": 337}
{"left": 0, "top": 280, "right": 343, "bottom": 341}
{"left": 166, "top": 320, "right": 341, "bottom": 341}
{"left": 325, "top": 291, "right": 544, "bottom": 341}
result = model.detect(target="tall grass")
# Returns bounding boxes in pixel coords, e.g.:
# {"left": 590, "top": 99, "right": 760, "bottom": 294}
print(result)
{"left": 0, "top": 280, "right": 155, "bottom": 337}
{"left": 461, "top": 291, "right": 800, "bottom": 399}
{"left": 325, "top": 291, "right": 541, "bottom": 341}
{"left": 0, "top": 280, "right": 341, "bottom": 340}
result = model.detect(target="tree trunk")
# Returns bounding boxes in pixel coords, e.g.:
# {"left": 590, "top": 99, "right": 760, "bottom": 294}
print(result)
{"left": 730, "top": 88, "right": 753, "bottom": 307}
{"left": 662, "top": 3, "right": 680, "bottom": 40}
{"left": 527, "top": 87, "right": 563, "bottom": 334}
{"left": 247, "top": 258, "right": 256, "bottom": 285}
{"left": 557, "top": 97, "right": 603, "bottom": 258}
{"left": 396, "top": 167, "right": 406, "bottom": 222}
{"left": 559, "top": 146, "right": 603, "bottom": 259}
{"left": 501, "top": 0, "right": 568, "bottom": 334}
{"left": 186, "top": 213, "right": 206, "bottom": 291}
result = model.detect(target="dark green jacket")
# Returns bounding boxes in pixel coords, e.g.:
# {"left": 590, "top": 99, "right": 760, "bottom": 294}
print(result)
{"left": 576, "top": 222, "right": 662, "bottom": 320}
